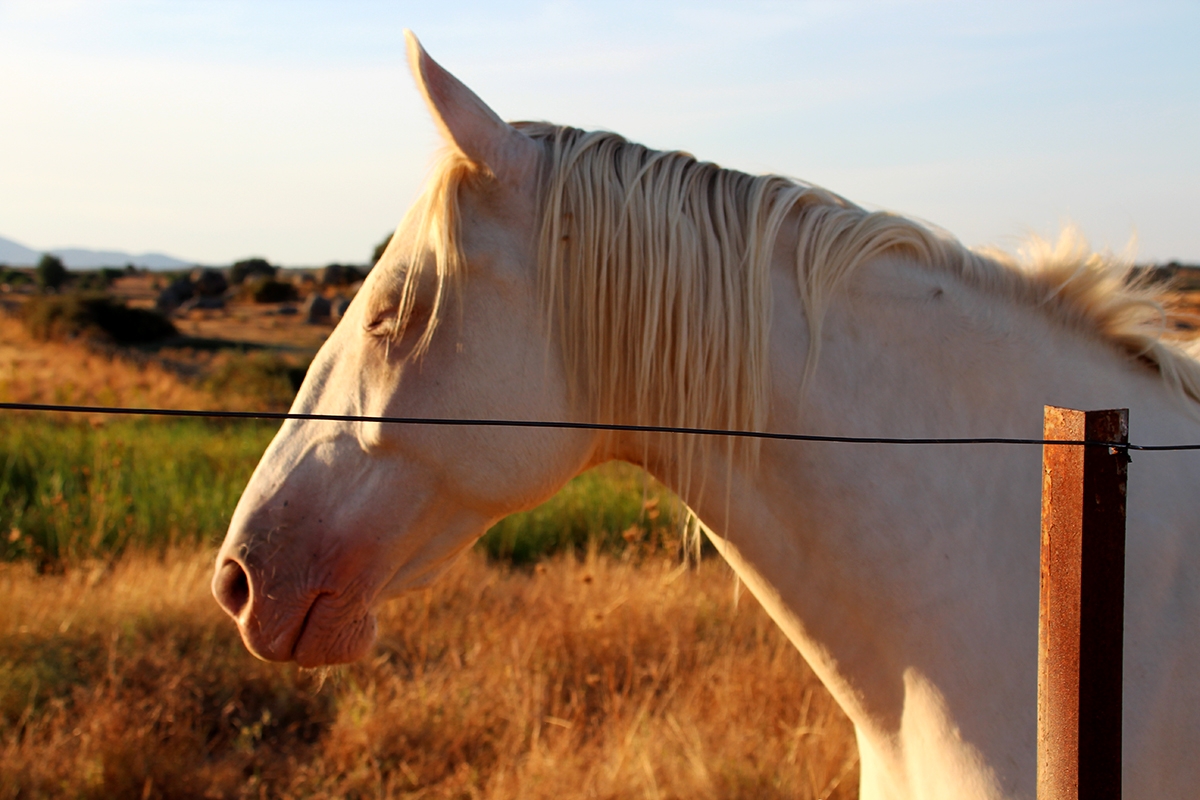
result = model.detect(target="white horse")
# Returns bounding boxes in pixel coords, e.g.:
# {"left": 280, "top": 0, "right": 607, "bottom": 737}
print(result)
{"left": 213, "top": 33, "right": 1200, "bottom": 799}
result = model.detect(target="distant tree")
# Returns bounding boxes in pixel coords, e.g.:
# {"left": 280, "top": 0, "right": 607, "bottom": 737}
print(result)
{"left": 322, "top": 263, "right": 345, "bottom": 286}
{"left": 322, "top": 263, "right": 365, "bottom": 286}
{"left": 229, "top": 257, "right": 275, "bottom": 285}
{"left": 250, "top": 279, "right": 298, "bottom": 304}
{"left": 36, "top": 254, "right": 68, "bottom": 292}
{"left": 0, "top": 267, "right": 32, "bottom": 287}
{"left": 372, "top": 234, "right": 393, "bottom": 267}
{"left": 21, "top": 293, "right": 176, "bottom": 344}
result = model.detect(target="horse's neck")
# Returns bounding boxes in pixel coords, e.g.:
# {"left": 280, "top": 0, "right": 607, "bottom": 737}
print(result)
{"left": 638, "top": 253, "right": 1200, "bottom": 797}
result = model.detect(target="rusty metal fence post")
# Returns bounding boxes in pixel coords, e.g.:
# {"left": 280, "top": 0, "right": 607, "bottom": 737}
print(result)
{"left": 1038, "top": 407, "right": 1128, "bottom": 800}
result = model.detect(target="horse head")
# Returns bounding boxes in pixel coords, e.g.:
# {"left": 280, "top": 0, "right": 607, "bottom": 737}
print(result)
{"left": 212, "top": 33, "right": 598, "bottom": 667}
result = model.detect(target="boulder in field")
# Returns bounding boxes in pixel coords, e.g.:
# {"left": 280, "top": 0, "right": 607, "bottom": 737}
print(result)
{"left": 190, "top": 268, "right": 228, "bottom": 297}
{"left": 304, "top": 293, "right": 332, "bottom": 323}
{"left": 156, "top": 277, "right": 194, "bottom": 312}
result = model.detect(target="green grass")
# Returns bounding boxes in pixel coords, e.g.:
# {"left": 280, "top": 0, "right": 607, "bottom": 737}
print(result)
{"left": 0, "top": 417, "right": 682, "bottom": 566}
{"left": 477, "top": 463, "right": 681, "bottom": 564}
{"left": 0, "top": 417, "right": 276, "bottom": 564}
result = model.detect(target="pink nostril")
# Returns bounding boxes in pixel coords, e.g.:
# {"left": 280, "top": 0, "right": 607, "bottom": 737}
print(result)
{"left": 214, "top": 559, "right": 251, "bottom": 618}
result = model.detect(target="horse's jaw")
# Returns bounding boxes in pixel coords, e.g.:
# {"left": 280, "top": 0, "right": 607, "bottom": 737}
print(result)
{"left": 212, "top": 431, "right": 493, "bottom": 667}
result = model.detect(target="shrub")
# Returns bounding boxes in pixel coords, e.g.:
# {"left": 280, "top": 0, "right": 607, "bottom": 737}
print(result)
{"left": 256, "top": 280, "right": 297, "bottom": 303}
{"left": 0, "top": 267, "right": 32, "bottom": 286}
{"left": 73, "top": 268, "right": 123, "bottom": 292}
{"left": 238, "top": 277, "right": 298, "bottom": 304}
{"left": 21, "top": 293, "right": 178, "bottom": 344}
{"left": 321, "top": 263, "right": 365, "bottom": 286}
{"left": 35, "top": 254, "right": 67, "bottom": 292}
{"left": 229, "top": 258, "right": 275, "bottom": 285}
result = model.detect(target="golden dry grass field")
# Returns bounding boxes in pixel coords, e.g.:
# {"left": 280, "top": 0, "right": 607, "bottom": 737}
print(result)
{"left": 0, "top": 550, "right": 857, "bottom": 799}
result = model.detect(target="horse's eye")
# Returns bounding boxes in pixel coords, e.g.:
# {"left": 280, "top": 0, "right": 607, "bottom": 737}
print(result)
{"left": 365, "top": 310, "right": 399, "bottom": 337}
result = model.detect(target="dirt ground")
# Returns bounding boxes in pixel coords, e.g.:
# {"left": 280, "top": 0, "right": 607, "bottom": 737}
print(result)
{"left": 108, "top": 271, "right": 338, "bottom": 351}
{"left": 0, "top": 315, "right": 219, "bottom": 410}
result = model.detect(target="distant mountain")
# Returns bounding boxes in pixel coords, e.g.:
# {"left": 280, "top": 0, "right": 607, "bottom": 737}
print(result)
{"left": 0, "top": 234, "right": 193, "bottom": 270}
{"left": 0, "top": 236, "right": 38, "bottom": 266}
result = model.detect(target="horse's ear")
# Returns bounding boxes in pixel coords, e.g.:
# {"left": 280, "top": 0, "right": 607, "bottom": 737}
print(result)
{"left": 405, "top": 31, "right": 538, "bottom": 184}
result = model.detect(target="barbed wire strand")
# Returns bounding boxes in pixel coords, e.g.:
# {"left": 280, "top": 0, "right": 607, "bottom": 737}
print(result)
{"left": 5, "top": 400, "right": 1199, "bottom": 452}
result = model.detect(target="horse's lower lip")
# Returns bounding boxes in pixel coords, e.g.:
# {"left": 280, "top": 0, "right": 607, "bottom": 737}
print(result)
{"left": 239, "top": 592, "right": 324, "bottom": 663}
{"left": 288, "top": 594, "right": 379, "bottom": 667}
{"left": 287, "top": 595, "right": 324, "bottom": 661}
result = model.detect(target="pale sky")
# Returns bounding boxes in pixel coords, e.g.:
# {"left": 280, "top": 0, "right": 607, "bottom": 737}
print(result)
{"left": 1, "top": 0, "right": 1197, "bottom": 266}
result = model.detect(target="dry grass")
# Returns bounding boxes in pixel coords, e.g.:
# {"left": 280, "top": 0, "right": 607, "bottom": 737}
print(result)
{"left": 0, "top": 312, "right": 308, "bottom": 413}
{"left": 0, "top": 316, "right": 217, "bottom": 411}
{"left": 168, "top": 303, "right": 333, "bottom": 352}
{"left": 0, "top": 549, "right": 857, "bottom": 799}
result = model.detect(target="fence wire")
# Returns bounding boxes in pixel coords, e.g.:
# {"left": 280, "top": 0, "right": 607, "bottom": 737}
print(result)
{"left": 5, "top": 400, "right": 1199, "bottom": 452}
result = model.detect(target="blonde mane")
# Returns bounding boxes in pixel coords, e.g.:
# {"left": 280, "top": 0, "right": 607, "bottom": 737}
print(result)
{"left": 398, "top": 123, "right": 1200, "bottom": 476}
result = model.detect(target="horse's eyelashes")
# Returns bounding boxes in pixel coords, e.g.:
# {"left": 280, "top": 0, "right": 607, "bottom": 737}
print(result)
{"left": 365, "top": 309, "right": 405, "bottom": 341}
{"left": 364, "top": 310, "right": 396, "bottom": 335}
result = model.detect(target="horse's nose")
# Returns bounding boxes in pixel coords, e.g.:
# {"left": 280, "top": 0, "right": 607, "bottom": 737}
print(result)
{"left": 213, "top": 558, "right": 251, "bottom": 619}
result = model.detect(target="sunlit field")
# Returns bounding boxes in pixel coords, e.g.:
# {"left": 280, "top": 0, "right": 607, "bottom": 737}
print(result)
{"left": 0, "top": 549, "right": 858, "bottom": 799}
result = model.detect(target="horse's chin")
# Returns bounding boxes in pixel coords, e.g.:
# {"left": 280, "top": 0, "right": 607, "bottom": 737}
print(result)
{"left": 290, "top": 598, "right": 379, "bottom": 668}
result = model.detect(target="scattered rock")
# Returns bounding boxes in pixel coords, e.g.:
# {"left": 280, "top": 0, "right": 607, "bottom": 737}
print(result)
{"left": 190, "top": 268, "right": 228, "bottom": 297}
{"left": 156, "top": 277, "right": 194, "bottom": 312}
{"left": 304, "top": 293, "right": 332, "bottom": 323}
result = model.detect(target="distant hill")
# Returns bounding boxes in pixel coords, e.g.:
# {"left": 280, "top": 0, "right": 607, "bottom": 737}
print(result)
{"left": 0, "top": 234, "right": 193, "bottom": 270}
{"left": 0, "top": 236, "right": 38, "bottom": 265}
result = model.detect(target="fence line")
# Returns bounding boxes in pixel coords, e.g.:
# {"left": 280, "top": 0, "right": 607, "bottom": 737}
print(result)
{"left": 2, "top": 400, "right": 1194, "bottom": 453}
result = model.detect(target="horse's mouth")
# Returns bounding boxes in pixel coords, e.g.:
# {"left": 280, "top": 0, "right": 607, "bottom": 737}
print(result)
{"left": 215, "top": 552, "right": 382, "bottom": 667}
{"left": 286, "top": 592, "right": 326, "bottom": 661}
{"left": 287, "top": 592, "right": 379, "bottom": 668}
